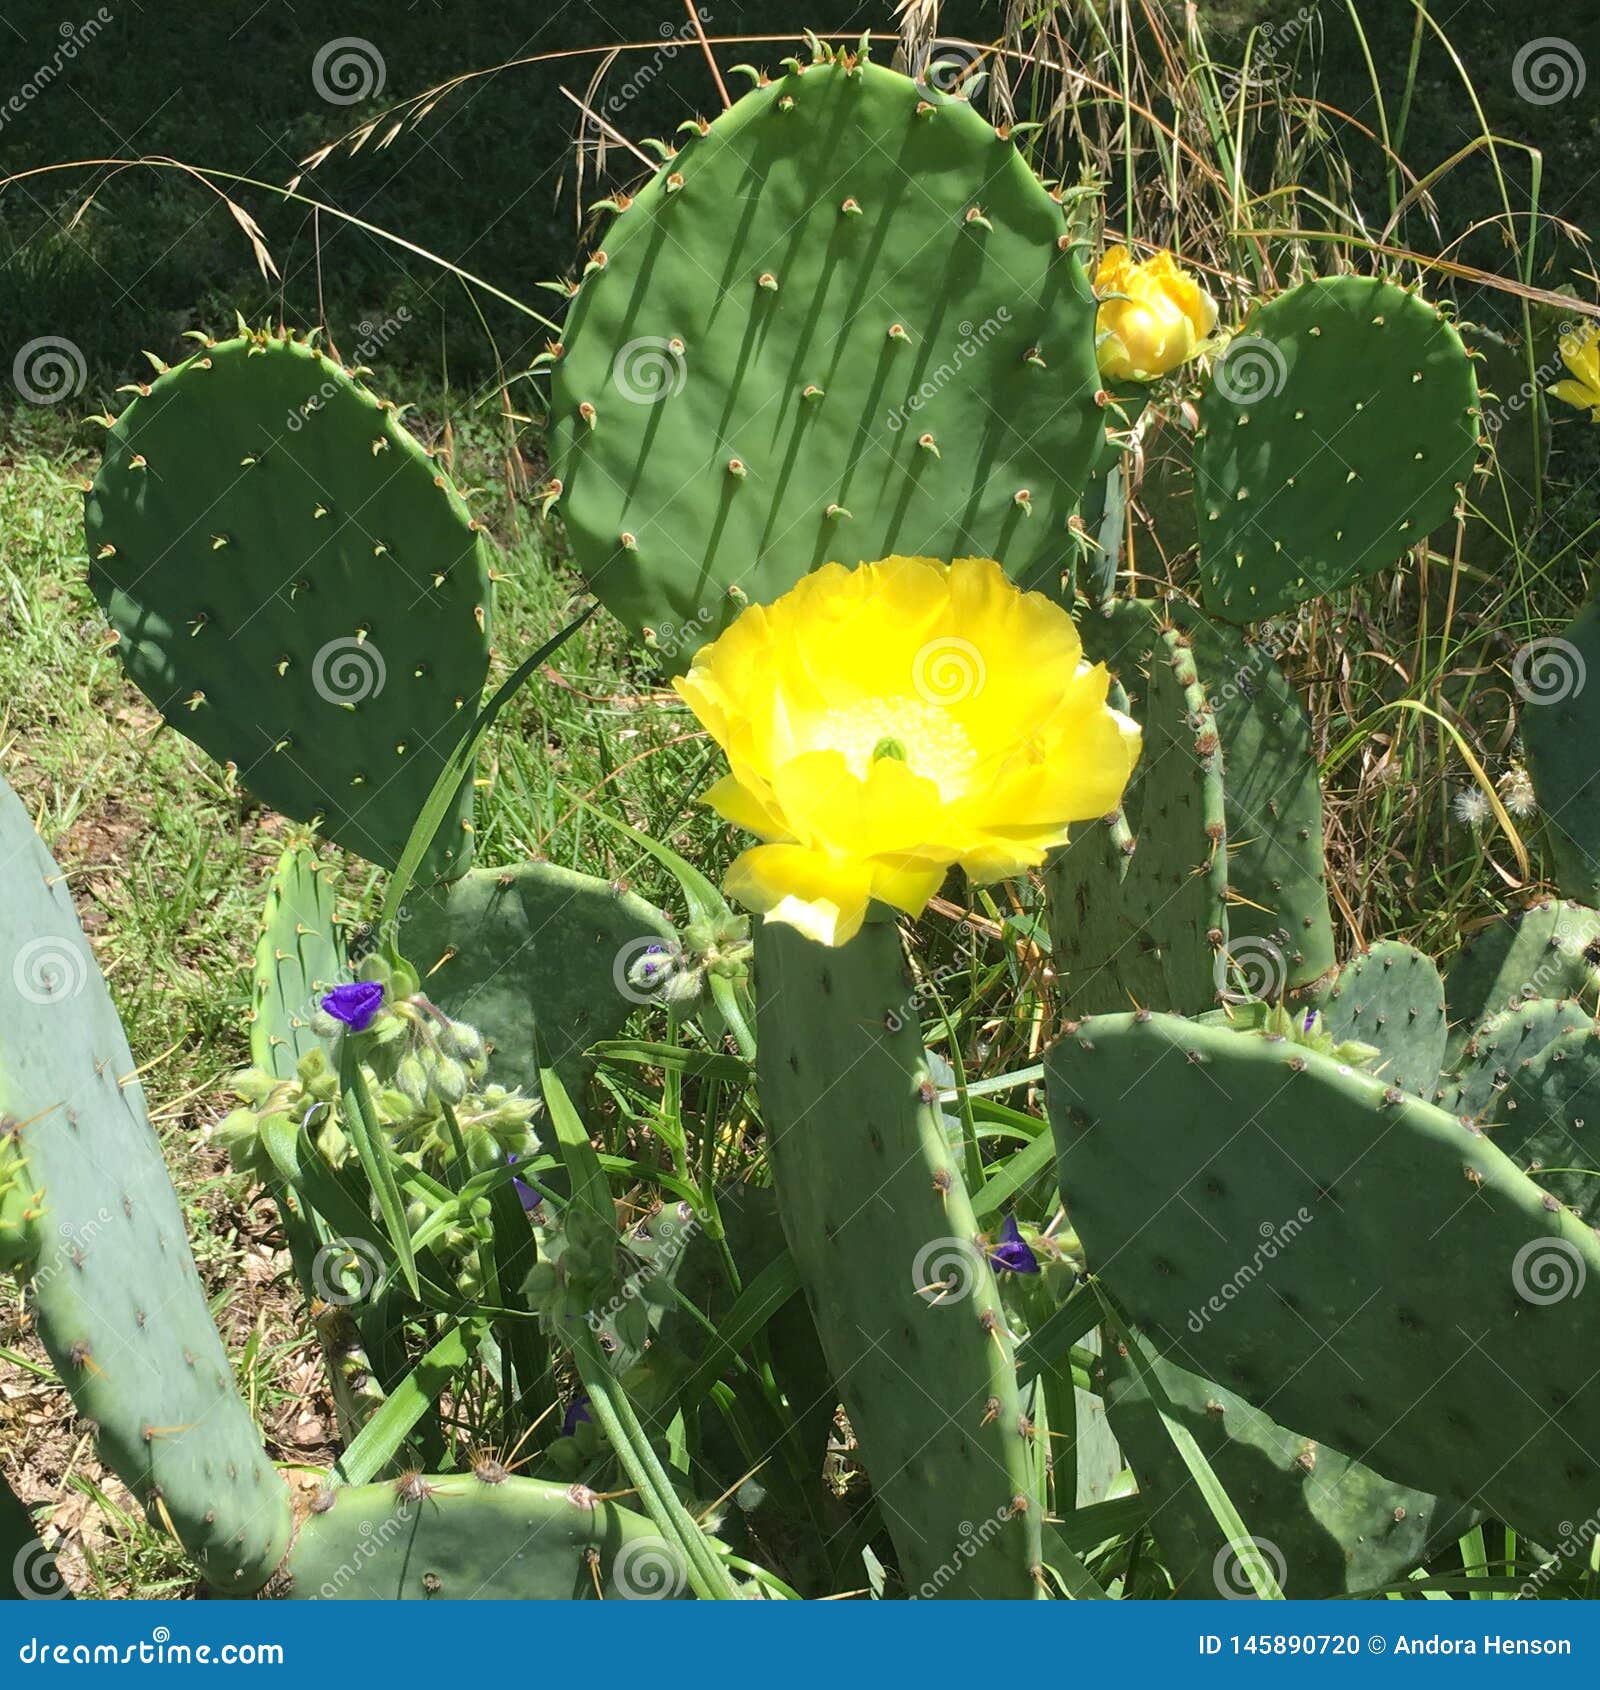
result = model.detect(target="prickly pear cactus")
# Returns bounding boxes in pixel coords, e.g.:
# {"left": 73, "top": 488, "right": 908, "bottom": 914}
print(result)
{"left": 1443, "top": 899, "right": 1600, "bottom": 1066}
{"left": 398, "top": 862, "right": 678, "bottom": 1093}
{"left": 1435, "top": 996, "right": 1591, "bottom": 1119}
{"left": 86, "top": 330, "right": 492, "bottom": 876}
{"left": 754, "top": 919, "right": 1043, "bottom": 1598}
{"left": 1487, "top": 1026, "right": 1600, "bottom": 1225}
{"left": 549, "top": 48, "right": 1104, "bottom": 652}
{"left": 1316, "top": 941, "right": 1447, "bottom": 1098}
{"left": 0, "top": 770, "right": 290, "bottom": 1590}
{"left": 281, "top": 1472, "right": 693, "bottom": 1599}
{"left": 1101, "top": 1331, "right": 1470, "bottom": 1598}
{"left": 1046, "top": 1009, "right": 1600, "bottom": 1545}
{"left": 251, "top": 842, "right": 347, "bottom": 1080}
{"left": 1194, "top": 276, "right": 1480, "bottom": 621}
{"left": 1522, "top": 596, "right": 1600, "bottom": 903}
{"left": 1048, "top": 608, "right": 1227, "bottom": 1015}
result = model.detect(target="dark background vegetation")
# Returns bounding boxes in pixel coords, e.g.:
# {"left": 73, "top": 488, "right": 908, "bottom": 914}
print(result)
{"left": 0, "top": 0, "right": 1594, "bottom": 408}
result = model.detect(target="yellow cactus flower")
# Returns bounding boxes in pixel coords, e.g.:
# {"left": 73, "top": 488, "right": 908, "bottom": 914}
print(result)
{"left": 674, "top": 557, "right": 1142, "bottom": 948}
{"left": 1550, "top": 322, "right": 1600, "bottom": 421}
{"left": 1094, "top": 245, "right": 1219, "bottom": 383}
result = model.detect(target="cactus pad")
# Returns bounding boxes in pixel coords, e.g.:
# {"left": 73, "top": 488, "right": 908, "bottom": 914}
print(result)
{"left": 1046, "top": 1010, "right": 1600, "bottom": 1543}
{"left": 755, "top": 919, "right": 1042, "bottom": 1597}
{"left": 1443, "top": 899, "right": 1600, "bottom": 1066}
{"left": 282, "top": 1472, "right": 691, "bottom": 1599}
{"left": 1488, "top": 1026, "right": 1600, "bottom": 1225}
{"left": 1101, "top": 1332, "right": 1467, "bottom": 1598}
{"left": 1048, "top": 608, "right": 1227, "bottom": 1015}
{"left": 0, "top": 770, "right": 290, "bottom": 1590}
{"left": 250, "top": 842, "right": 347, "bottom": 1080}
{"left": 1317, "top": 941, "right": 1447, "bottom": 1097}
{"left": 1194, "top": 276, "right": 1480, "bottom": 621}
{"left": 86, "top": 332, "right": 492, "bottom": 876}
{"left": 1435, "top": 997, "right": 1591, "bottom": 1119}
{"left": 398, "top": 862, "right": 676, "bottom": 1093}
{"left": 550, "top": 54, "right": 1103, "bottom": 650}
{"left": 1522, "top": 596, "right": 1600, "bottom": 903}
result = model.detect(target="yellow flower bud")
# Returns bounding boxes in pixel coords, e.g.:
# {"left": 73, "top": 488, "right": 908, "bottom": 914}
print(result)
{"left": 1093, "top": 245, "right": 1219, "bottom": 382}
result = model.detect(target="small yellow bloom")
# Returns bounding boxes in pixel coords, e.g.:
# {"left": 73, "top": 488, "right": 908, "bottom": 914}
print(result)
{"left": 674, "top": 557, "right": 1142, "bottom": 948}
{"left": 1094, "top": 245, "right": 1219, "bottom": 383}
{"left": 1550, "top": 323, "right": 1600, "bottom": 421}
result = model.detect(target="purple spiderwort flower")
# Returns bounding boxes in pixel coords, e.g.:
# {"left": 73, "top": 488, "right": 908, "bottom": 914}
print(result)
{"left": 506, "top": 1151, "right": 543, "bottom": 1213}
{"left": 990, "top": 1214, "right": 1040, "bottom": 1275}
{"left": 562, "top": 1394, "right": 592, "bottom": 1437}
{"left": 321, "top": 980, "right": 384, "bottom": 1031}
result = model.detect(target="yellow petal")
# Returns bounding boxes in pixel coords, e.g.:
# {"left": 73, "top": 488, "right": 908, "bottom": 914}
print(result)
{"left": 724, "top": 845, "right": 874, "bottom": 947}
{"left": 701, "top": 770, "right": 791, "bottom": 840}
